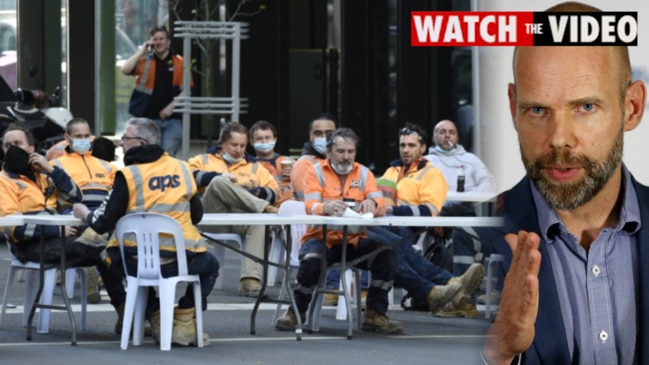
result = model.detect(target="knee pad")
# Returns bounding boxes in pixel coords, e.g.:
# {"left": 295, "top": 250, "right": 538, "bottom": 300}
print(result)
{"left": 296, "top": 257, "right": 321, "bottom": 287}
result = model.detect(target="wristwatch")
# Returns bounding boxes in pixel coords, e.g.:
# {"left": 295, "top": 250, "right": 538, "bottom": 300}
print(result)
{"left": 386, "top": 206, "right": 393, "bottom": 215}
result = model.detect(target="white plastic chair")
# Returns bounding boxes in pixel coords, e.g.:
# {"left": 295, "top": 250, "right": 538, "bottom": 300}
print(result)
{"left": 484, "top": 254, "right": 504, "bottom": 319}
{"left": 272, "top": 200, "right": 363, "bottom": 338}
{"left": 0, "top": 242, "right": 87, "bottom": 333}
{"left": 116, "top": 213, "right": 203, "bottom": 351}
{"left": 203, "top": 230, "right": 283, "bottom": 289}
{"left": 203, "top": 233, "right": 245, "bottom": 290}
{"left": 272, "top": 200, "right": 307, "bottom": 325}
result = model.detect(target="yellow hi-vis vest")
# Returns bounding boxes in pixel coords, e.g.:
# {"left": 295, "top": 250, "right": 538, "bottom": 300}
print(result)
{"left": 109, "top": 154, "right": 207, "bottom": 253}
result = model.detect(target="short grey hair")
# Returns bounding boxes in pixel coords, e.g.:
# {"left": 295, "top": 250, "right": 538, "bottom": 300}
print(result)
{"left": 126, "top": 118, "right": 160, "bottom": 145}
{"left": 326, "top": 127, "right": 360, "bottom": 151}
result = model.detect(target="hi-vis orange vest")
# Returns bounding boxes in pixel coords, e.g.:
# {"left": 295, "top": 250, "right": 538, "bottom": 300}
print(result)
{"left": 107, "top": 154, "right": 207, "bottom": 253}
{"left": 301, "top": 160, "right": 386, "bottom": 248}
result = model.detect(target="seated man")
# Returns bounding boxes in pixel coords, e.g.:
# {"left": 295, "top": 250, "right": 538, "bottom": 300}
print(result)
{"left": 374, "top": 123, "right": 484, "bottom": 316}
{"left": 49, "top": 118, "right": 119, "bottom": 304}
{"left": 425, "top": 119, "right": 499, "bottom": 305}
{"left": 50, "top": 118, "right": 118, "bottom": 212}
{"left": 249, "top": 120, "right": 294, "bottom": 207}
{"left": 0, "top": 122, "right": 126, "bottom": 333}
{"left": 276, "top": 127, "right": 402, "bottom": 334}
{"left": 73, "top": 117, "right": 218, "bottom": 346}
{"left": 189, "top": 121, "right": 279, "bottom": 297}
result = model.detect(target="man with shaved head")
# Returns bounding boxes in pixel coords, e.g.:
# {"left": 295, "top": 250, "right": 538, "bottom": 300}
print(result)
{"left": 483, "top": 2, "right": 649, "bottom": 364}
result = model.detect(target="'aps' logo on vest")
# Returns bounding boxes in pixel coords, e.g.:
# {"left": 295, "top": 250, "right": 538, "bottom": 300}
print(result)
{"left": 149, "top": 175, "right": 181, "bottom": 192}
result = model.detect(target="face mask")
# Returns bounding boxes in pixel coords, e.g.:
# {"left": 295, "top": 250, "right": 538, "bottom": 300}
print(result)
{"left": 3, "top": 145, "right": 36, "bottom": 182}
{"left": 313, "top": 137, "right": 327, "bottom": 154}
{"left": 253, "top": 141, "right": 275, "bottom": 153}
{"left": 72, "top": 138, "right": 92, "bottom": 154}
{"left": 331, "top": 162, "right": 353, "bottom": 175}
{"left": 222, "top": 152, "right": 243, "bottom": 164}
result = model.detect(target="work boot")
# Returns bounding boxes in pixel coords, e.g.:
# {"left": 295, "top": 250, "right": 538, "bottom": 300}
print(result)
{"left": 426, "top": 280, "right": 462, "bottom": 313}
{"left": 172, "top": 307, "right": 210, "bottom": 347}
{"left": 275, "top": 307, "right": 306, "bottom": 331}
{"left": 114, "top": 303, "right": 153, "bottom": 337}
{"left": 322, "top": 293, "right": 339, "bottom": 306}
{"left": 263, "top": 204, "right": 279, "bottom": 214}
{"left": 85, "top": 267, "right": 101, "bottom": 304}
{"left": 478, "top": 289, "right": 501, "bottom": 305}
{"left": 361, "top": 308, "right": 403, "bottom": 334}
{"left": 449, "top": 263, "right": 485, "bottom": 299}
{"left": 239, "top": 278, "right": 262, "bottom": 297}
{"left": 434, "top": 294, "right": 478, "bottom": 318}
{"left": 149, "top": 310, "right": 161, "bottom": 343}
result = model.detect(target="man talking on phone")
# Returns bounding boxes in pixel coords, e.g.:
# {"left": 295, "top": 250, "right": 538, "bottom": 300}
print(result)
{"left": 121, "top": 25, "right": 191, "bottom": 157}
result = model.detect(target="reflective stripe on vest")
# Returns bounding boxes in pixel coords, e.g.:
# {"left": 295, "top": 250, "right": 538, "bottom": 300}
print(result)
{"left": 134, "top": 57, "right": 154, "bottom": 94}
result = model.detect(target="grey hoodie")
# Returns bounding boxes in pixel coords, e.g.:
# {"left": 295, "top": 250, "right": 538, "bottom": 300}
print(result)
{"left": 425, "top": 144, "right": 496, "bottom": 215}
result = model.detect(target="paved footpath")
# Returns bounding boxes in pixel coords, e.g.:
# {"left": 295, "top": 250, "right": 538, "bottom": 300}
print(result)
{"left": 0, "top": 242, "right": 493, "bottom": 364}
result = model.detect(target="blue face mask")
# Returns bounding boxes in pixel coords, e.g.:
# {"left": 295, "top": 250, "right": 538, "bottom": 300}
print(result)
{"left": 254, "top": 141, "right": 276, "bottom": 153}
{"left": 313, "top": 137, "right": 327, "bottom": 154}
{"left": 222, "top": 152, "right": 243, "bottom": 164}
{"left": 72, "top": 138, "right": 92, "bottom": 154}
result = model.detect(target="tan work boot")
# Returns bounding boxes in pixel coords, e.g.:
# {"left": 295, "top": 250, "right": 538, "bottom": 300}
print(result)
{"left": 426, "top": 280, "right": 462, "bottom": 313}
{"left": 239, "top": 278, "right": 262, "bottom": 297}
{"left": 361, "top": 308, "right": 403, "bottom": 334}
{"left": 434, "top": 264, "right": 484, "bottom": 317}
{"left": 434, "top": 294, "right": 478, "bottom": 318}
{"left": 149, "top": 310, "right": 161, "bottom": 343}
{"left": 275, "top": 307, "right": 306, "bottom": 331}
{"left": 171, "top": 307, "right": 210, "bottom": 347}
{"left": 85, "top": 267, "right": 101, "bottom": 304}
{"left": 263, "top": 204, "right": 279, "bottom": 214}
{"left": 449, "top": 263, "right": 485, "bottom": 299}
{"left": 322, "top": 293, "right": 339, "bottom": 306}
{"left": 478, "top": 289, "right": 501, "bottom": 304}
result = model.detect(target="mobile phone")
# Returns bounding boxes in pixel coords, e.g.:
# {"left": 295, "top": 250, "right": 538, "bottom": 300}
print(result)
{"left": 148, "top": 45, "right": 153, "bottom": 52}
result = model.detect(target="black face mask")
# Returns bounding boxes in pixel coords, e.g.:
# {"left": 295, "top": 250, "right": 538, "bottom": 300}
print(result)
{"left": 3, "top": 145, "right": 36, "bottom": 182}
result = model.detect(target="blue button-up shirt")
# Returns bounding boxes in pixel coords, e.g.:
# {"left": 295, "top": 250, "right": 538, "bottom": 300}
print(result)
{"left": 531, "top": 165, "right": 640, "bottom": 365}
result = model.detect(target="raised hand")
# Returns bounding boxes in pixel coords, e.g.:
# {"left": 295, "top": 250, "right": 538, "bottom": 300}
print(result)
{"left": 483, "top": 230, "right": 541, "bottom": 365}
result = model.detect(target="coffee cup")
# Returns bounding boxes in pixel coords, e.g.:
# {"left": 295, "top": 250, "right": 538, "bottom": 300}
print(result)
{"left": 280, "top": 159, "right": 293, "bottom": 169}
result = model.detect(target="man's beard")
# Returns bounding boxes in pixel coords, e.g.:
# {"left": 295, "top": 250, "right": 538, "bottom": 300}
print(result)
{"left": 521, "top": 127, "right": 623, "bottom": 211}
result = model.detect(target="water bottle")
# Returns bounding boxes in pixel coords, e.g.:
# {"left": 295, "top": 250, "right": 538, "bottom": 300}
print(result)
{"left": 457, "top": 164, "right": 465, "bottom": 192}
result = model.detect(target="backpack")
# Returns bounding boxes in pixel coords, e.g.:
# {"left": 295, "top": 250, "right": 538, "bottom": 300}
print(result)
{"left": 400, "top": 228, "right": 454, "bottom": 311}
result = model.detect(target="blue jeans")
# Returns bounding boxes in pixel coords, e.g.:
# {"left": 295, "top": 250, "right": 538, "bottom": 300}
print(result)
{"left": 293, "top": 237, "right": 396, "bottom": 314}
{"left": 367, "top": 226, "right": 452, "bottom": 303}
{"left": 110, "top": 248, "right": 220, "bottom": 319}
{"left": 153, "top": 118, "right": 182, "bottom": 157}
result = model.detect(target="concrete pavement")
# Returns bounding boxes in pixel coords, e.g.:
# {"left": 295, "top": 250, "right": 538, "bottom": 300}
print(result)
{"left": 0, "top": 242, "right": 494, "bottom": 364}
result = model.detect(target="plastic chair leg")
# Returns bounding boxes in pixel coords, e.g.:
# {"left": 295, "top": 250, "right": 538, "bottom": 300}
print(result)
{"left": 65, "top": 269, "right": 76, "bottom": 299}
{"left": 485, "top": 254, "right": 504, "bottom": 319}
{"left": 0, "top": 267, "right": 17, "bottom": 327}
{"left": 22, "top": 268, "right": 56, "bottom": 333}
{"left": 158, "top": 282, "right": 178, "bottom": 351}
{"left": 213, "top": 244, "right": 226, "bottom": 290}
{"left": 266, "top": 232, "right": 283, "bottom": 287}
{"left": 120, "top": 280, "right": 142, "bottom": 350}
{"left": 132, "top": 286, "right": 149, "bottom": 347}
{"left": 192, "top": 282, "right": 204, "bottom": 348}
